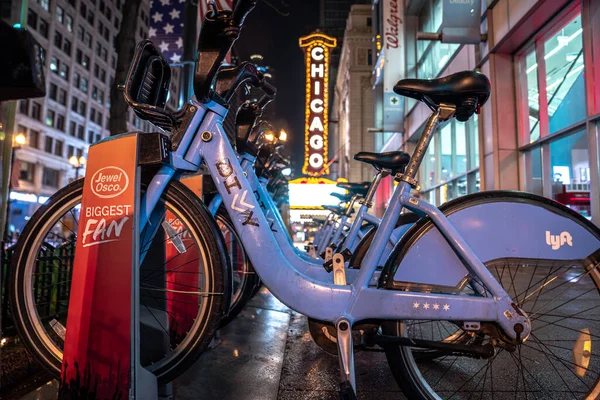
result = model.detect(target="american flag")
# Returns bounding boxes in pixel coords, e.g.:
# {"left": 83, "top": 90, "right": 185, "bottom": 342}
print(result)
{"left": 199, "top": 0, "right": 233, "bottom": 21}
{"left": 149, "top": 0, "right": 233, "bottom": 65}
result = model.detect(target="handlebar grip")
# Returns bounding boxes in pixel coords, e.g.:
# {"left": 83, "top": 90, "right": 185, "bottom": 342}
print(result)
{"left": 261, "top": 78, "right": 276, "bottom": 98}
{"left": 232, "top": 0, "right": 257, "bottom": 27}
{"left": 215, "top": 62, "right": 261, "bottom": 102}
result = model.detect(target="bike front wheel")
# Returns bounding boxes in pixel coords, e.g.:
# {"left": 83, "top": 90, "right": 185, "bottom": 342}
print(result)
{"left": 9, "top": 178, "right": 227, "bottom": 383}
{"left": 216, "top": 205, "right": 258, "bottom": 327}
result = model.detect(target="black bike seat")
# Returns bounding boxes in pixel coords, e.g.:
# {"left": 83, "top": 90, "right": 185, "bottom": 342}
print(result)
{"left": 354, "top": 151, "right": 410, "bottom": 174}
{"left": 322, "top": 205, "right": 343, "bottom": 214}
{"left": 394, "top": 71, "right": 490, "bottom": 121}
{"left": 330, "top": 192, "right": 353, "bottom": 203}
{"left": 336, "top": 182, "right": 370, "bottom": 197}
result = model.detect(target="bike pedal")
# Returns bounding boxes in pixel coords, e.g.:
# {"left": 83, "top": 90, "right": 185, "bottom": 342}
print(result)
{"left": 338, "top": 381, "right": 357, "bottom": 400}
{"left": 340, "top": 248, "right": 352, "bottom": 261}
{"left": 323, "top": 259, "right": 333, "bottom": 273}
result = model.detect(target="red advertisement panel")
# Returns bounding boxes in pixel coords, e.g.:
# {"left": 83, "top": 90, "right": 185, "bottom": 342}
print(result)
{"left": 165, "top": 210, "right": 200, "bottom": 344}
{"left": 60, "top": 134, "right": 138, "bottom": 399}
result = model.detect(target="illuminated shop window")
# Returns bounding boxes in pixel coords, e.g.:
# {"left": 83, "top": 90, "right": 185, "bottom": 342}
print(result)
{"left": 517, "top": 10, "right": 593, "bottom": 220}
{"left": 550, "top": 129, "right": 591, "bottom": 219}
{"left": 544, "top": 15, "right": 584, "bottom": 134}
{"left": 519, "top": 49, "right": 541, "bottom": 142}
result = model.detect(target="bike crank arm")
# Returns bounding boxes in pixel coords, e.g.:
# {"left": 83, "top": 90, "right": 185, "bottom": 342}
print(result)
{"left": 367, "top": 334, "right": 496, "bottom": 359}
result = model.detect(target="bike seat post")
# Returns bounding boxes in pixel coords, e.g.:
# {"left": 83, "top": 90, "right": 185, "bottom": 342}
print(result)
{"left": 344, "top": 195, "right": 358, "bottom": 217}
{"left": 397, "top": 104, "right": 455, "bottom": 188}
{"left": 361, "top": 169, "right": 390, "bottom": 208}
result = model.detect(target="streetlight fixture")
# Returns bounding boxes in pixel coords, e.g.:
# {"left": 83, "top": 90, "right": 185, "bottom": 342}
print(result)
{"left": 14, "top": 133, "right": 26, "bottom": 146}
{"left": 69, "top": 156, "right": 87, "bottom": 179}
{"left": 279, "top": 129, "right": 288, "bottom": 142}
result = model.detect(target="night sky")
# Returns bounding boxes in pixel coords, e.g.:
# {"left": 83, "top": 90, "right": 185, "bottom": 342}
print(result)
{"left": 234, "top": 0, "right": 321, "bottom": 176}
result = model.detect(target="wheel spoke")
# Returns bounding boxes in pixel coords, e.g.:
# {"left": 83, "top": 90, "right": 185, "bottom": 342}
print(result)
{"left": 396, "top": 256, "right": 600, "bottom": 399}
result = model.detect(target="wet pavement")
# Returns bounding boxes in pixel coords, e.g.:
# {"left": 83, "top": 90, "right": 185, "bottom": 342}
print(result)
{"left": 16, "top": 272, "right": 600, "bottom": 399}
{"left": 174, "top": 287, "right": 405, "bottom": 400}
{"left": 17, "top": 287, "right": 405, "bottom": 399}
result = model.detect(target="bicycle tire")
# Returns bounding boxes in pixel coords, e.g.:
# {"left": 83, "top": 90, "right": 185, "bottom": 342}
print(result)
{"left": 382, "top": 197, "right": 600, "bottom": 399}
{"left": 9, "top": 178, "right": 228, "bottom": 384}
{"left": 216, "top": 206, "right": 259, "bottom": 327}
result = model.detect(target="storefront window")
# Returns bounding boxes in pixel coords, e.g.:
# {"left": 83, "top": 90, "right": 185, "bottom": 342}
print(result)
{"left": 523, "top": 49, "right": 540, "bottom": 142}
{"left": 550, "top": 130, "right": 591, "bottom": 219}
{"left": 517, "top": 8, "right": 595, "bottom": 221}
{"left": 544, "top": 15, "right": 585, "bottom": 134}
{"left": 455, "top": 121, "right": 467, "bottom": 175}
{"left": 418, "top": 42, "right": 460, "bottom": 79}
{"left": 416, "top": 0, "right": 460, "bottom": 79}
{"left": 419, "top": 116, "right": 479, "bottom": 205}
{"left": 523, "top": 146, "right": 543, "bottom": 196}
{"left": 423, "top": 135, "right": 436, "bottom": 189}
{"left": 440, "top": 123, "right": 452, "bottom": 183}
{"left": 468, "top": 115, "right": 479, "bottom": 170}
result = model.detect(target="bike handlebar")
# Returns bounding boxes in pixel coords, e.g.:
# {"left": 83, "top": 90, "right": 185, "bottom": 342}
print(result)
{"left": 215, "top": 62, "right": 261, "bottom": 103}
{"left": 194, "top": 0, "right": 257, "bottom": 103}
{"left": 232, "top": 0, "right": 258, "bottom": 27}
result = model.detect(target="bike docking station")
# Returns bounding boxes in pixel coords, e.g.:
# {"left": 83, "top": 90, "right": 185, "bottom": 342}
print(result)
{"left": 58, "top": 131, "right": 171, "bottom": 400}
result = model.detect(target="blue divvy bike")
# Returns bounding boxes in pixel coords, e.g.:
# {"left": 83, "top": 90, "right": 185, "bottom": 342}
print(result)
{"left": 9, "top": 1, "right": 600, "bottom": 398}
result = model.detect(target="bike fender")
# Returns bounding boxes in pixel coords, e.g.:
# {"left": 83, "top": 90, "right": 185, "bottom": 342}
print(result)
{"left": 380, "top": 191, "right": 600, "bottom": 291}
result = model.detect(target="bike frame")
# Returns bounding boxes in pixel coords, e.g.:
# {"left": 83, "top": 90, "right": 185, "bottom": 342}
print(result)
{"left": 206, "top": 153, "right": 407, "bottom": 285}
{"left": 138, "top": 99, "right": 526, "bottom": 343}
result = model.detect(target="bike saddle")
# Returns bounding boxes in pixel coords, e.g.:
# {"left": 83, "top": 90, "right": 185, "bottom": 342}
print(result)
{"left": 336, "top": 182, "right": 370, "bottom": 197}
{"left": 330, "top": 192, "right": 353, "bottom": 203}
{"left": 322, "top": 205, "right": 343, "bottom": 215}
{"left": 394, "top": 70, "right": 490, "bottom": 121}
{"left": 354, "top": 151, "right": 410, "bottom": 174}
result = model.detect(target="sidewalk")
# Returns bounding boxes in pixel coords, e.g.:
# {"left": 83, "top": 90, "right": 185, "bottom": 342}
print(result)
{"left": 18, "top": 288, "right": 405, "bottom": 399}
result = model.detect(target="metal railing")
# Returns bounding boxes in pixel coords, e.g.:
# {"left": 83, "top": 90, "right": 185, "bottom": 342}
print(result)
{"left": 1, "top": 241, "right": 75, "bottom": 335}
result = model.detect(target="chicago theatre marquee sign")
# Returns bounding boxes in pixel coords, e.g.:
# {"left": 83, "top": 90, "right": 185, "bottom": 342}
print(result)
{"left": 299, "top": 33, "right": 336, "bottom": 176}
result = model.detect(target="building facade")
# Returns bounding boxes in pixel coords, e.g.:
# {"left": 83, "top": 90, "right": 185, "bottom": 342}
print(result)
{"left": 370, "top": 0, "right": 600, "bottom": 224}
{"left": 0, "top": 0, "right": 184, "bottom": 234}
{"left": 331, "top": 4, "right": 375, "bottom": 182}
{"left": 320, "top": 0, "right": 370, "bottom": 72}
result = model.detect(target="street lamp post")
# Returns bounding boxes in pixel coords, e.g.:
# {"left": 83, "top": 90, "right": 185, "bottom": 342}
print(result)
{"left": 4, "top": 132, "right": 27, "bottom": 242}
{"left": 69, "top": 156, "right": 86, "bottom": 179}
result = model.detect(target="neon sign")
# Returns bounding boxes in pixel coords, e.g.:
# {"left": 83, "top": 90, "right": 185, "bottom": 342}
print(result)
{"left": 299, "top": 33, "right": 336, "bottom": 176}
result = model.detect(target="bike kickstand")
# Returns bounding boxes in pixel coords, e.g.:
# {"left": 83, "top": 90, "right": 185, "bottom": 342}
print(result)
{"left": 336, "top": 318, "right": 357, "bottom": 399}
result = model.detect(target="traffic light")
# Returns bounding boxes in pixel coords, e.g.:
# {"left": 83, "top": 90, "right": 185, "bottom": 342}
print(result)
{"left": 0, "top": 20, "right": 46, "bottom": 102}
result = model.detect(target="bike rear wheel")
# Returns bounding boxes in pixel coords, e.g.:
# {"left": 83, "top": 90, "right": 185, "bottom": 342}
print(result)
{"left": 9, "top": 179, "right": 227, "bottom": 383}
{"left": 384, "top": 255, "right": 600, "bottom": 399}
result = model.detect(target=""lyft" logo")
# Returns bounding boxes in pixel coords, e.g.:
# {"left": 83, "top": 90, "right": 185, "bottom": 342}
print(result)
{"left": 546, "top": 231, "right": 573, "bottom": 250}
